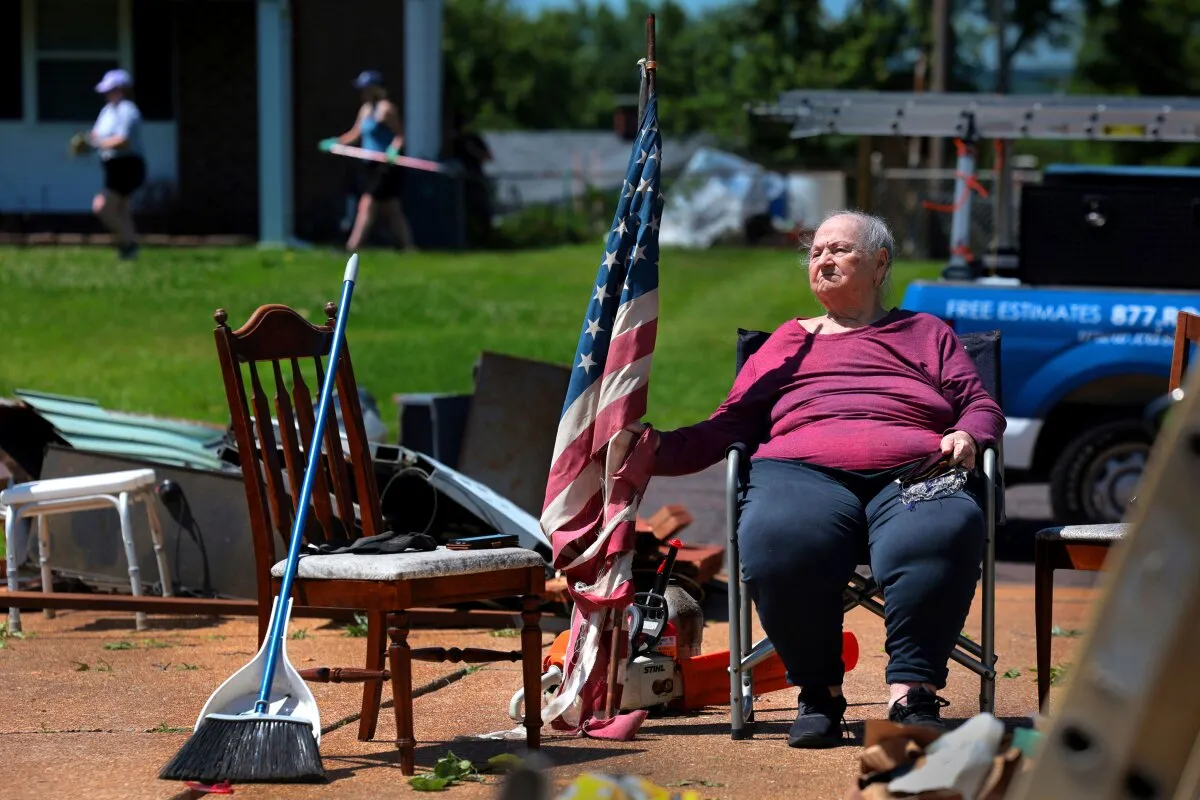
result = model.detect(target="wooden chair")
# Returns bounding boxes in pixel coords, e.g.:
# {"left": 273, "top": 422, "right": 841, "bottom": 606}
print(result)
{"left": 212, "top": 301, "right": 546, "bottom": 775}
{"left": 1034, "top": 309, "right": 1200, "bottom": 710}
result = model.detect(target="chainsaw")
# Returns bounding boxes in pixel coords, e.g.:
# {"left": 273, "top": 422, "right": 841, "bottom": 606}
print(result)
{"left": 510, "top": 540, "right": 860, "bottom": 720}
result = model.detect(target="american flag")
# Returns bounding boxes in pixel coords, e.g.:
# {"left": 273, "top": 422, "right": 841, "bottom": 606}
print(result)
{"left": 537, "top": 89, "right": 663, "bottom": 740}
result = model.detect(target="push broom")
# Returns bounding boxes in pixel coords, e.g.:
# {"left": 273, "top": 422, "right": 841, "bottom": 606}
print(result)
{"left": 159, "top": 253, "right": 361, "bottom": 784}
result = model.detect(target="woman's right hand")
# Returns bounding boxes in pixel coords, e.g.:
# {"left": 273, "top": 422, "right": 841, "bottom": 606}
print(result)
{"left": 623, "top": 422, "right": 660, "bottom": 453}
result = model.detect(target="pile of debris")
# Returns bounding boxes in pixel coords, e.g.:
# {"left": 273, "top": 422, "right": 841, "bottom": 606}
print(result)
{"left": 846, "top": 714, "right": 1043, "bottom": 800}
{"left": 0, "top": 353, "right": 727, "bottom": 622}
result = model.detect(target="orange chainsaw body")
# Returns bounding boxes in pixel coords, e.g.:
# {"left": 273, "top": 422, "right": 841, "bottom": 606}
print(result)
{"left": 542, "top": 629, "right": 859, "bottom": 712}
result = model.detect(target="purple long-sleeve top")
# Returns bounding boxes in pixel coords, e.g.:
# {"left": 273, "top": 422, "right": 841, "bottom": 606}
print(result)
{"left": 652, "top": 309, "right": 1007, "bottom": 476}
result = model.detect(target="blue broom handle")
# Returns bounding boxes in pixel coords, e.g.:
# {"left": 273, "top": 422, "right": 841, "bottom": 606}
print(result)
{"left": 255, "top": 254, "right": 359, "bottom": 712}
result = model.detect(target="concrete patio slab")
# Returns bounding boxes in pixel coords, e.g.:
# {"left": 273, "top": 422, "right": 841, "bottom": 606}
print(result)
{"left": 0, "top": 580, "right": 1098, "bottom": 799}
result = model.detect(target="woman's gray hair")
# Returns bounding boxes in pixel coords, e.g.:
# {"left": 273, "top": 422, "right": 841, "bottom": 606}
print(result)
{"left": 802, "top": 210, "right": 897, "bottom": 300}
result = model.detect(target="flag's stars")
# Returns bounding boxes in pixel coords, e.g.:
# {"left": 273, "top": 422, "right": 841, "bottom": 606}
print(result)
{"left": 577, "top": 352, "right": 597, "bottom": 373}
{"left": 646, "top": 147, "right": 659, "bottom": 162}
{"left": 624, "top": 181, "right": 634, "bottom": 198}
{"left": 593, "top": 283, "right": 610, "bottom": 303}
{"left": 584, "top": 317, "right": 604, "bottom": 338}
{"left": 631, "top": 244, "right": 646, "bottom": 264}
{"left": 602, "top": 249, "right": 619, "bottom": 270}
{"left": 614, "top": 217, "right": 628, "bottom": 237}
{"left": 636, "top": 178, "right": 652, "bottom": 194}
{"left": 648, "top": 214, "right": 661, "bottom": 233}
{"left": 636, "top": 148, "right": 649, "bottom": 165}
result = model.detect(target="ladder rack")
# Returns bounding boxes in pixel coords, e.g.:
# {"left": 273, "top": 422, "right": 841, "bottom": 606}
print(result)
{"left": 749, "top": 90, "right": 1200, "bottom": 143}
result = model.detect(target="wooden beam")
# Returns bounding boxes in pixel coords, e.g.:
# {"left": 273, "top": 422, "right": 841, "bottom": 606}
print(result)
{"left": 0, "top": 590, "right": 526, "bottom": 629}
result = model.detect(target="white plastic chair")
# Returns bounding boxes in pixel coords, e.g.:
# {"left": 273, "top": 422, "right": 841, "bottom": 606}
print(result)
{"left": 3, "top": 469, "right": 172, "bottom": 632}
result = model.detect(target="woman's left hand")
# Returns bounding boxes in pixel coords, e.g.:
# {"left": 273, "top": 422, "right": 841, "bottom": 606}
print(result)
{"left": 939, "top": 430, "right": 977, "bottom": 470}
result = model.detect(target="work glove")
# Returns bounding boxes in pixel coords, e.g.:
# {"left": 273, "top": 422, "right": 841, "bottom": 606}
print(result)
{"left": 67, "top": 132, "right": 92, "bottom": 157}
{"left": 318, "top": 137, "right": 338, "bottom": 152}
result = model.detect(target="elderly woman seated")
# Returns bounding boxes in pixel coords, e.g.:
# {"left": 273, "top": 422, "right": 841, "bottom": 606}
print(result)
{"left": 632, "top": 211, "right": 1006, "bottom": 748}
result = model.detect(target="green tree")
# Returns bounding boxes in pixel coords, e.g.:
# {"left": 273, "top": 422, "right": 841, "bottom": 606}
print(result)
{"left": 1027, "top": 0, "right": 1200, "bottom": 166}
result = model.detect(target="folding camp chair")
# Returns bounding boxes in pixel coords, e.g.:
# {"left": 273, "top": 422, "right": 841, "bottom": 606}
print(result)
{"left": 725, "top": 327, "right": 1005, "bottom": 739}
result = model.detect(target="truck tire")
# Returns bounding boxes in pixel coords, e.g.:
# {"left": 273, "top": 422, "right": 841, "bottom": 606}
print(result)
{"left": 1049, "top": 419, "right": 1152, "bottom": 525}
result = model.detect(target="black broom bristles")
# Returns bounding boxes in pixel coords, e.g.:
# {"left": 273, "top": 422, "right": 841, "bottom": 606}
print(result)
{"left": 159, "top": 715, "right": 325, "bottom": 784}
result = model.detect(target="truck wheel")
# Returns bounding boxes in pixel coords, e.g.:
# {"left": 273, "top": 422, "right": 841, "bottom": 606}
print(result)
{"left": 1049, "top": 420, "right": 1152, "bottom": 525}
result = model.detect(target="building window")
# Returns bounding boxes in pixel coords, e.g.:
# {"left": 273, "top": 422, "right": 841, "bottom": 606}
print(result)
{"left": 31, "top": 0, "right": 126, "bottom": 122}
{"left": 0, "top": 1, "right": 21, "bottom": 120}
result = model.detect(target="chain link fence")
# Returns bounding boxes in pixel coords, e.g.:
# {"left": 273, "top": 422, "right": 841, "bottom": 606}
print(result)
{"left": 868, "top": 165, "right": 1043, "bottom": 261}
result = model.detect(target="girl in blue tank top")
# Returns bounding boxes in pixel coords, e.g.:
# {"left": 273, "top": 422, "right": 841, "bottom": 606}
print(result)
{"left": 359, "top": 108, "right": 394, "bottom": 154}
{"left": 320, "top": 70, "right": 415, "bottom": 252}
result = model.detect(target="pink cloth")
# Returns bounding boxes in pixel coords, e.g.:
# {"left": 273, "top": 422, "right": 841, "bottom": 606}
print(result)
{"left": 653, "top": 310, "right": 1006, "bottom": 476}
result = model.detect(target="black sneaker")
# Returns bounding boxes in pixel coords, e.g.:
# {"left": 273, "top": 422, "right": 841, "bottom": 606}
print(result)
{"left": 788, "top": 686, "right": 848, "bottom": 748}
{"left": 888, "top": 686, "right": 950, "bottom": 731}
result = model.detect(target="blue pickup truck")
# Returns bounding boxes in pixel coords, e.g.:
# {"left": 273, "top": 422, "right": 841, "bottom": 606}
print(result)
{"left": 903, "top": 279, "right": 1198, "bottom": 525}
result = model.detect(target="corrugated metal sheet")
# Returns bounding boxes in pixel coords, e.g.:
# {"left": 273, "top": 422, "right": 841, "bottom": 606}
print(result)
{"left": 13, "top": 390, "right": 228, "bottom": 472}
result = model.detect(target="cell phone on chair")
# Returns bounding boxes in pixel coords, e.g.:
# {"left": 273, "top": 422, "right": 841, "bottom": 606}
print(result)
{"left": 447, "top": 533, "right": 520, "bottom": 550}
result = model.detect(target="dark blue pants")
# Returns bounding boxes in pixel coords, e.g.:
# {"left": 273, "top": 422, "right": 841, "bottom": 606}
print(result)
{"left": 737, "top": 458, "right": 985, "bottom": 689}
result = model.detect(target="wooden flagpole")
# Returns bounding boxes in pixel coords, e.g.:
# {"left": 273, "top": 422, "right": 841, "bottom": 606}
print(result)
{"left": 646, "top": 13, "right": 657, "bottom": 98}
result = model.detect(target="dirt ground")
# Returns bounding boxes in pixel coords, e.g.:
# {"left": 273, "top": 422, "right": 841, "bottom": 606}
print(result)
{"left": 0, "top": 579, "right": 1097, "bottom": 800}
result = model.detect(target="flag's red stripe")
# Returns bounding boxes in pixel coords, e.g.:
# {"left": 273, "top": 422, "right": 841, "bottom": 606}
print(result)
{"left": 547, "top": 387, "right": 651, "bottom": 566}
{"left": 600, "top": 318, "right": 657, "bottom": 382}
{"left": 543, "top": 371, "right": 649, "bottom": 522}
{"left": 593, "top": 383, "right": 648, "bottom": 448}
{"left": 543, "top": 325, "right": 654, "bottom": 506}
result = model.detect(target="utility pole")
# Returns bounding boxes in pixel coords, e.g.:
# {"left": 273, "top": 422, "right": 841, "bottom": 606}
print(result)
{"left": 929, "top": 0, "right": 950, "bottom": 172}
{"left": 928, "top": 0, "right": 951, "bottom": 261}
{"left": 857, "top": 0, "right": 876, "bottom": 212}
{"left": 990, "top": 0, "right": 1017, "bottom": 273}
{"left": 910, "top": 52, "right": 927, "bottom": 169}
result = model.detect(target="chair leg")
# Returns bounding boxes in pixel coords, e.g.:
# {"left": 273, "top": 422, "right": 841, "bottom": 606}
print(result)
{"left": 388, "top": 611, "right": 416, "bottom": 776}
{"left": 521, "top": 595, "right": 543, "bottom": 750}
{"left": 6, "top": 508, "right": 26, "bottom": 633}
{"left": 143, "top": 495, "right": 173, "bottom": 598}
{"left": 36, "top": 517, "right": 55, "bottom": 620}
{"left": 979, "top": 449, "right": 997, "bottom": 714}
{"left": 1034, "top": 540, "right": 1055, "bottom": 713}
{"left": 357, "top": 610, "right": 388, "bottom": 741}
{"left": 727, "top": 446, "right": 758, "bottom": 741}
{"left": 256, "top": 601, "right": 270, "bottom": 646}
{"left": 115, "top": 492, "right": 148, "bottom": 631}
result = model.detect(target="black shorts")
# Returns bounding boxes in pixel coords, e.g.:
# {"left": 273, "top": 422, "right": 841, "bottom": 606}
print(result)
{"left": 358, "top": 161, "right": 402, "bottom": 200}
{"left": 103, "top": 155, "right": 146, "bottom": 197}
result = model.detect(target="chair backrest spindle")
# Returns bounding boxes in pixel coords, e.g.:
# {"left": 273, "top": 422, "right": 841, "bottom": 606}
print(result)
{"left": 213, "top": 303, "right": 384, "bottom": 611}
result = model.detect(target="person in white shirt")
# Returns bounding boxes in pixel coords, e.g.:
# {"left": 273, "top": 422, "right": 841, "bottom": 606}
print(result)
{"left": 83, "top": 69, "right": 146, "bottom": 259}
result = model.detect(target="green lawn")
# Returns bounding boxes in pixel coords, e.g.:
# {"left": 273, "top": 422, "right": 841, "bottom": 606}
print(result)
{"left": 0, "top": 245, "right": 941, "bottom": 436}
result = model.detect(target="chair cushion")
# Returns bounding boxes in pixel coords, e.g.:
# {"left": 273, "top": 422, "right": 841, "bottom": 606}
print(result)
{"left": 273, "top": 546, "right": 546, "bottom": 581}
{"left": 0, "top": 469, "right": 157, "bottom": 506}
{"left": 1035, "top": 523, "right": 1130, "bottom": 543}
